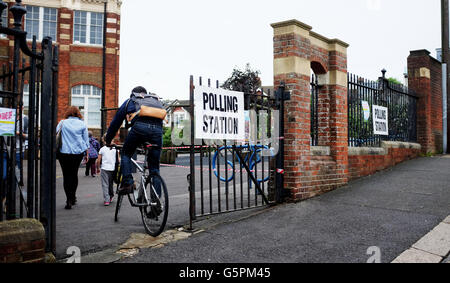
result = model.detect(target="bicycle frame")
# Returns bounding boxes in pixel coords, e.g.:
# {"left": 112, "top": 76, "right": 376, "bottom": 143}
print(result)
{"left": 126, "top": 152, "right": 161, "bottom": 208}
{"left": 212, "top": 145, "right": 275, "bottom": 183}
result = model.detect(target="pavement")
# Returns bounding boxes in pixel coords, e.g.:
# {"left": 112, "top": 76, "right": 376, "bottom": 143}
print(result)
{"left": 55, "top": 155, "right": 450, "bottom": 263}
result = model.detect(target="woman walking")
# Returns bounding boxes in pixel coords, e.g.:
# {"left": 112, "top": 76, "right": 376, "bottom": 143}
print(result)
{"left": 85, "top": 132, "right": 100, "bottom": 177}
{"left": 56, "top": 106, "right": 90, "bottom": 210}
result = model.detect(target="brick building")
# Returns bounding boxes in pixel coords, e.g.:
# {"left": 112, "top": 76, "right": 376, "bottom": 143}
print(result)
{"left": 0, "top": 0, "right": 121, "bottom": 136}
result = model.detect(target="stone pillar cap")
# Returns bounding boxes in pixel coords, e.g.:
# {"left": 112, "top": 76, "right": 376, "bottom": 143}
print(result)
{"left": 271, "top": 19, "right": 312, "bottom": 31}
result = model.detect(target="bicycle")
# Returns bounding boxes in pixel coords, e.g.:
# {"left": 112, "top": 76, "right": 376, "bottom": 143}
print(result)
{"left": 114, "top": 143, "right": 169, "bottom": 237}
{"left": 212, "top": 144, "right": 275, "bottom": 184}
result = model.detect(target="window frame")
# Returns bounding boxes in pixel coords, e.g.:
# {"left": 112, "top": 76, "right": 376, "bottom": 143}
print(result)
{"left": 73, "top": 10, "right": 104, "bottom": 46}
{"left": 71, "top": 85, "right": 102, "bottom": 129}
{"left": 0, "top": 7, "right": 7, "bottom": 38}
{"left": 25, "top": 5, "right": 58, "bottom": 42}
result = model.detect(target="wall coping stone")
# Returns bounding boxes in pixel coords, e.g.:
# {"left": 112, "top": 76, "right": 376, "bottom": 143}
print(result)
{"left": 348, "top": 147, "right": 386, "bottom": 156}
{"left": 0, "top": 219, "right": 45, "bottom": 245}
{"left": 381, "top": 141, "right": 422, "bottom": 150}
{"left": 311, "top": 146, "right": 331, "bottom": 156}
{"left": 349, "top": 141, "right": 421, "bottom": 156}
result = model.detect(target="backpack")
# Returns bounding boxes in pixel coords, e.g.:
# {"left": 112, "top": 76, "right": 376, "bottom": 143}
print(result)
{"left": 88, "top": 138, "right": 99, "bottom": 159}
{"left": 125, "top": 93, "right": 166, "bottom": 128}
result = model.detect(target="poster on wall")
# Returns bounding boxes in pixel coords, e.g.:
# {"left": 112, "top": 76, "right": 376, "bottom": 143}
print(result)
{"left": 0, "top": 107, "right": 16, "bottom": 137}
{"left": 372, "top": 105, "right": 389, "bottom": 136}
{"left": 194, "top": 86, "right": 245, "bottom": 140}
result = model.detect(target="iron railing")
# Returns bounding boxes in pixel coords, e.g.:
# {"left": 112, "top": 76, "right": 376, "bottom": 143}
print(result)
{"left": 0, "top": 0, "right": 59, "bottom": 254}
{"left": 348, "top": 70, "right": 417, "bottom": 147}
{"left": 187, "top": 77, "right": 284, "bottom": 229}
{"left": 310, "top": 74, "right": 320, "bottom": 146}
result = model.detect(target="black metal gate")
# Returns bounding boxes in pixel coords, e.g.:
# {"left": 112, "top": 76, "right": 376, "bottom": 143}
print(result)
{"left": 0, "top": 0, "right": 59, "bottom": 254}
{"left": 187, "top": 76, "right": 288, "bottom": 228}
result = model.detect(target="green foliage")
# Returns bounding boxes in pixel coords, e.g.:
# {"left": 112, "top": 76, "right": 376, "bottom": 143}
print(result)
{"left": 222, "top": 63, "right": 262, "bottom": 94}
{"left": 163, "top": 127, "right": 173, "bottom": 148}
{"left": 388, "top": 77, "right": 402, "bottom": 85}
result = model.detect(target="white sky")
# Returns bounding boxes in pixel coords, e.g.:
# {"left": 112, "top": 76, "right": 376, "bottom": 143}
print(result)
{"left": 118, "top": 0, "right": 441, "bottom": 104}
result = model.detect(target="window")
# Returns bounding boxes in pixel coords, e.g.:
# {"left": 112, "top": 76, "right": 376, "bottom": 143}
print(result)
{"left": 71, "top": 85, "right": 102, "bottom": 128}
{"left": 0, "top": 8, "right": 7, "bottom": 38}
{"left": 174, "top": 112, "right": 186, "bottom": 129}
{"left": 1, "top": 7, "right": 7, "bottom": 28}
{"left": 73, "top": 11, "right": 104, "bottom": 45}
{"left": 25, "top": 6, "right": 58, "bottom": 41}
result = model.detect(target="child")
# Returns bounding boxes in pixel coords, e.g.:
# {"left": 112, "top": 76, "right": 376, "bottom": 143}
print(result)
{"left": 96, "top": 137, "right": 119, "bottom": 206}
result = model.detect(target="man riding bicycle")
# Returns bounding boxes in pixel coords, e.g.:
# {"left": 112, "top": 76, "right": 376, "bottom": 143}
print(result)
{"left": 105, "top": 86, "right": 166, "bottom": 195}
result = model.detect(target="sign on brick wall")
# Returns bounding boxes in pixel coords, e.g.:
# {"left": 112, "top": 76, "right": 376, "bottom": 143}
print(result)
{"left": 373, "top": 105, "right": 389, "bottom": 136}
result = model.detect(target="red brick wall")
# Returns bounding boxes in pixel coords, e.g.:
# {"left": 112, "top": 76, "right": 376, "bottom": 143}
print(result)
{"left": 348, "top": 143, "right": 421, "bottom": 181}
{"left": 272, "top": 21, "right": 425, "bottom": 203}
{"left": 407, "top": 50, "right": 443, "bottom": 154}
{"left": 0, "top": 4, "right": 120, "bottom": 135}
{"left": 0, "top": 219, "right": 46, "bottom": 263}
{"left": 273, "top": 24, "right": 348, "bottom": 201}
{"left": 57, "top": 9, "right": 120, "bottom": 129}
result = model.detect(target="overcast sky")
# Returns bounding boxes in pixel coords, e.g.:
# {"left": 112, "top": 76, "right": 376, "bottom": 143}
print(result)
{"left": 118, "top": 0, "right": 441, "bottom": 104}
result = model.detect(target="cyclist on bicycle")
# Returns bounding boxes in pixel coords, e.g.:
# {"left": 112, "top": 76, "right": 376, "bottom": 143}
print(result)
{"left": 105, "top": 86, "right": 166, "bottom": 196}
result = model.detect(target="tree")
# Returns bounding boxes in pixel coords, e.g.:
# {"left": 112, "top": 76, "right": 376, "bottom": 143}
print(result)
{"left": 388, "top": 77, "right": 402, "bottom": 85}
{"left": 222, "top": 63, "right": 262, "bottom": 94}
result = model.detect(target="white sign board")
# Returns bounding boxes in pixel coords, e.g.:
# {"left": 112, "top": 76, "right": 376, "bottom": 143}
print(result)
{"left": 194, "top": 86, "right": 245, "bottom": 140}
{"left": 372, "top": 105, "right": 388, "bottom": 136}
{"left": 0, "top": 108, "right": 16, "bottom": 137}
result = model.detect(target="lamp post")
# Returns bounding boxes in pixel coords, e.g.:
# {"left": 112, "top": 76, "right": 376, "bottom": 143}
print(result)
{"left": 442, "top": 0, "right": 449, "bottom": 154}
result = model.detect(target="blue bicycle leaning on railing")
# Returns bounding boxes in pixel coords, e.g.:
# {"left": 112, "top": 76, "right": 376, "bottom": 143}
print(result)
{"left": 212, "top": 144, "right": 276, "bottom": 185}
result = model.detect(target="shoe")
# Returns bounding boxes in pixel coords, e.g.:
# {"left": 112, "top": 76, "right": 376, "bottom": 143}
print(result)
{"left": 110, "top": 196, "right": 114, "bottom": 203}
{"left": 65, "top": 203, "right": 72, "bottom": 210}
{"left": 104, "top": 202, "right": 110, "bottom": 206}
{"left": 118, "top": 183, "right": 135, "bottom": 195}
{"left": 146, "top": 205, "right": 162, "bottom": 219}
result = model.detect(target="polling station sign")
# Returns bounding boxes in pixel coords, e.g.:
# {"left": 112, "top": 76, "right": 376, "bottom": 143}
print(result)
{"left": 194, "top": 86, "right": 245, "bottom": 140}
{"left": 0, "top": 107, "right": 16, "bottom": 136}
{"left": 372, "top": 105, "right": 389, "bottom": 136}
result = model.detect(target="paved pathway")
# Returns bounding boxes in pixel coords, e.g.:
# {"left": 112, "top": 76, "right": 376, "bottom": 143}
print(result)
{"left": 116, "top": 156, "right": 450, "bottom": 263}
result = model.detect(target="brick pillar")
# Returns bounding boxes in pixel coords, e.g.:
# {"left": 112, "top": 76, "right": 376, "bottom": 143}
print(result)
{"left": 407, "top": 50, "right": 443, "bottom": 154}
{"left": 272, "top": 20, "right": 349, "bottom": 201}
{"left": 57, "top": 8, "right": 73, "bottom": 123}
{"left": 0, "top": 219, "right": 46, "bottom": 263}
{"left": 328, "top": 45, "right": 349, "bottom": 183}
{"left": 272, "top": 20, "right": 313, "bottom": 200}
{"left": 104, "top": 12, "right": 121, "bottom": 127}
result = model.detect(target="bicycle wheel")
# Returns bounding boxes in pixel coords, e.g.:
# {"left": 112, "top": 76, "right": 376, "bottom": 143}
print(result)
{"left": 115, "top": 193, "right": 124, "bottom": 222}
{"left": 140, "top": 174, "right": 168, "bottom": 237}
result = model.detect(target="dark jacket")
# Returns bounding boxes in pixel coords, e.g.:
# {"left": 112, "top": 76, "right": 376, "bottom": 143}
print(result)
{"left": 105, "top": 93, "right": 163, "bottom": 144}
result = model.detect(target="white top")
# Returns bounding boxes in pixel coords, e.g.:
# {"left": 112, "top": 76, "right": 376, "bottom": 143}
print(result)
{"left": 99, "top": 146, "right": 117, "bottom": 171}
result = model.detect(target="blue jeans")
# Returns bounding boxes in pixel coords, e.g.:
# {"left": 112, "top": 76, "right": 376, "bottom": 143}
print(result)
{"left": 1, "top": 152, "right": 23, "bottom": 180}
{"left": 121, "top": 122, "right": 163, "bottom": 194}
{"left": 2, "top": 152, "right": 6, "bottom": 180}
